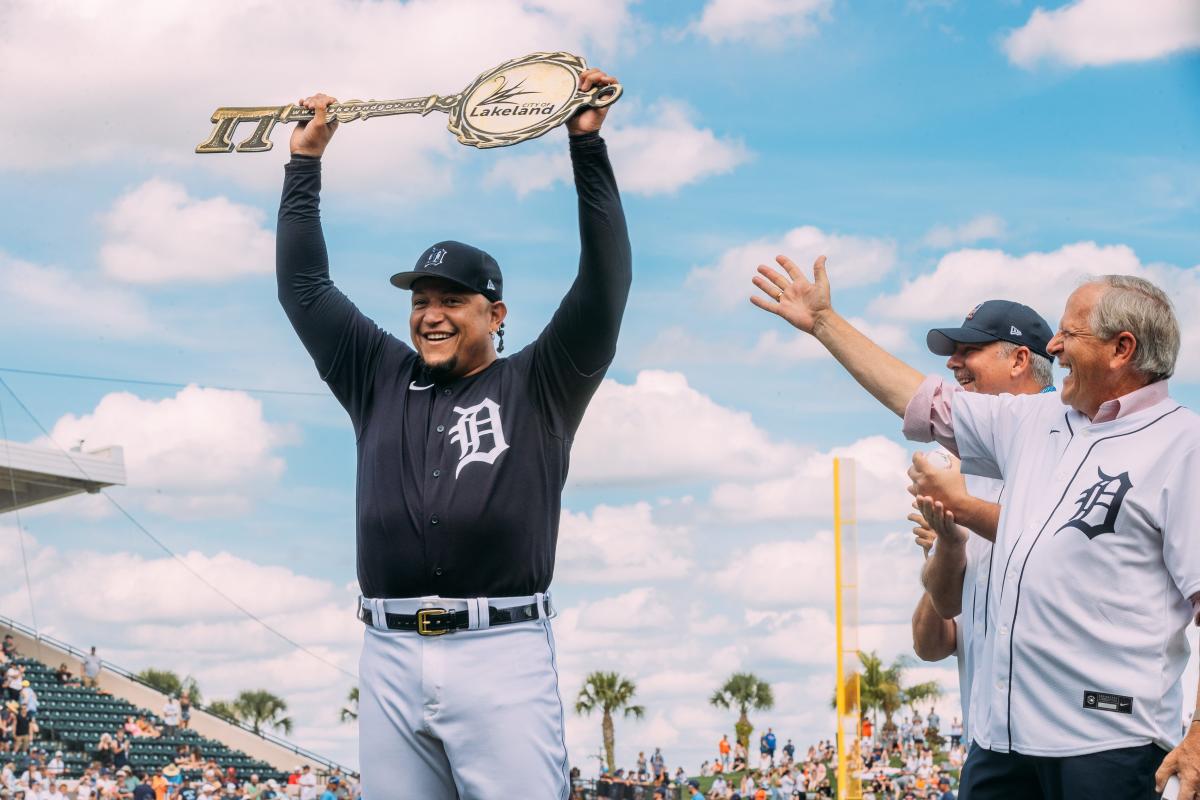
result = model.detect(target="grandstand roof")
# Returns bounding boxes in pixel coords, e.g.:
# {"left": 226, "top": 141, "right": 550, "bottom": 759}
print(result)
{"left": 0, "top": 439, "right": 126, "bottom": 513}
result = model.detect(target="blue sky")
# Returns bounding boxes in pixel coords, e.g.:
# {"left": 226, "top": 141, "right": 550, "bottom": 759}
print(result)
{"left": 1, "top": 0, "right": 1198, "bottom": 775}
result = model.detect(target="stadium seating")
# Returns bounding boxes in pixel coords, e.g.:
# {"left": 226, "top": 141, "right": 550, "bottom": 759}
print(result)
{"left": 18, "top": 657, "right": 287, "bottom": 782}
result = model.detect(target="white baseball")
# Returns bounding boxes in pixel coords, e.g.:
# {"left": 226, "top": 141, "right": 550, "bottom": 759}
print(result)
{"left": 927, "top": 450, "right": 952, "bottom": 469}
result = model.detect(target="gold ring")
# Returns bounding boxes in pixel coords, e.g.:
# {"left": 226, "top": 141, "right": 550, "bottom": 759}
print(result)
{"left": 776, "top": 291, "right": 784, "bottom": 301}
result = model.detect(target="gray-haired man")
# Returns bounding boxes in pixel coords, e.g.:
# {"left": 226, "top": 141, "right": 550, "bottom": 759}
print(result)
{"left": 752, "top": 259, "right": 1199, "bottom": 799}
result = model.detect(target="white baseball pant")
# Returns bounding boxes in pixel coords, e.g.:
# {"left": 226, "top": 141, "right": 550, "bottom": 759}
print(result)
{"left": 358, "top": 594, "right": 569, "bottom": 800}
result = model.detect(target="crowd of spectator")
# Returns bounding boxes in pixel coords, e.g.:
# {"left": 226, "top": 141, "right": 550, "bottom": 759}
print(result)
{"left": 0, "top": 760, "right": 361, "bottom": 799}
{"left": 0, "top": 637, "right": 358, "bottom": 800}
{"left": 582, "top": 709, "right": 965, "bottom": 800}
{"left": 1, "top": 645, "right": 40, "bottom": 757}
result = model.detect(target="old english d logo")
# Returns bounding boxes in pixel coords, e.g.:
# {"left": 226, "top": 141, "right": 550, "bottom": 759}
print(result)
{"left": 448, "top": 397, "right": 509, "bottom": 478}
{"left": 422, "top": 247, "right": 447, "bottom": 270}
{"left": 1057, "top": 467, "right": 1133, "bottom": 540}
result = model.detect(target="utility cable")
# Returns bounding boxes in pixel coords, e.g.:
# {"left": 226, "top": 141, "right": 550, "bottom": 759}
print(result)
{"left": 0, "top": 376, "right": 356, "bottom": 681}
{"left": 0, "top": 366, "right": 329, "bottom": 398}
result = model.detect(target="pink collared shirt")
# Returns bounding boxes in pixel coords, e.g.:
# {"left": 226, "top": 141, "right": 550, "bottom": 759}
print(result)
{"left": 901, "top": 376, "right": 1170, "bottom": 451}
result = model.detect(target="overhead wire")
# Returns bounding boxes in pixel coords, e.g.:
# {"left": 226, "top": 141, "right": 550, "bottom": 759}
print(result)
{"left": 0, "top": 366, "right": 330, "bottom": 398}
{"left": 0, "top": 376, "right": 356, "bottom": 681}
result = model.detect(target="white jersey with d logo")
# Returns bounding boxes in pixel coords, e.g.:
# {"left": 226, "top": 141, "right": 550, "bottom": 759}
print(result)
{"left": 951, "top": 388, "right": 1200, "bottom": 756}
{"left": 956, "top": 473, "right": 1003, "bottom": 743}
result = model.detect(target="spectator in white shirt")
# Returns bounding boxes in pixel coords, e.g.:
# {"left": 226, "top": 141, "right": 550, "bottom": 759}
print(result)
{"left": 162, "top": 696, "right": 182, "bottom": 735}
{"left": 298, "top": 765, "right": 318, "bottom": 800}
{"left": 82, "top": 647, "right": 102, "bottom": 689}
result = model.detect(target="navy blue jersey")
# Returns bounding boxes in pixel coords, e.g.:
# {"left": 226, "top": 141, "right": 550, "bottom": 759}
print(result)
{"left": 277, "top": 133, "right": 631, "bottom": 598}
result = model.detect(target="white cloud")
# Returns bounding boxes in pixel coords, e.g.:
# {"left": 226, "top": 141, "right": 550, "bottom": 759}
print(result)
{"left": 100, "top": 179, "right": 275, "bottom": 284}
{"left": 485, "top": 101, "right": 749, "bottom": 197}
{"left": 921, "top": 214, "right": 1006, "bottom": 249}
{"left": 0, "top": 251, "right": 155, "bottom": 339}
{"left": 866, "top": 241, "right": 1200, "bottom": 381}
{"left": 576, "top": 587, "right": 674, "bottom": 631}
{"left": 571, "top": 370, "right": 803, "bottom": 486}
{"left": 0, "top": 0, "right": 634, "bottom": 193}
{"left": 746, "top": 319, "right": 912, "bottom": 362}
{"left": 1004, "top": 0, "right": 1200, "bottom": 69}
{"left": 42, "top": 385, "right": 294, "bottom": 517}
{"left": 557, "top": 502, "right": 693, "bottom": 583}
{"left": 687, "top": 226, "right": 898, "bottom": 309}
{"left": 708, "top": 435, "right": 916, "bottom": 523}
{"left": 638, "top": 318, "right": 911, "bottom": 367}
{"left": 714, "top": 530, "right": 925, "bottom": 612}
{"left": 740, "top": 607, "right": 837, "bottom": 665}
{"left": 691, "top": 0, "right": 833, "bottom": 44}
{"left": 0, "top": 529, "right": 361, "bottom": 767}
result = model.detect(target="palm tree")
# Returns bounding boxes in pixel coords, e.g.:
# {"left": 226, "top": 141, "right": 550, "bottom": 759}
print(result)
{"left": 574, "top": 671, "right": 645, "bottom": 773}
{"left": 710, "top": 672, "right": 774, "bottom": 753}
{"left": 234, "top": 689, "right": 293, "bottom": 735}
{"left": 903, "top": 680, "right": 943, "bottom": 716}
{"left": 855, "top": 651, "right": 904, "bottom": 735}
{"left": 844, "top": 651, "right": 943, "bottom": 744}
{"left": 137, "top": 669, "right": 203, "bottom": 705}
{"left": 205, "top": 699, "right": 242, "bottom": 723}
{"left": 340, "top": 687, "right": 359, "bottom": 723}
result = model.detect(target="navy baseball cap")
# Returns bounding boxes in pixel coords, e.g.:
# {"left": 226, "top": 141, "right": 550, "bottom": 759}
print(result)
{"left": 390, "top": 240, "right": 503, "bottom": 302}
{"left": 926, "top": 300, "right": 1053, "bottom": 359}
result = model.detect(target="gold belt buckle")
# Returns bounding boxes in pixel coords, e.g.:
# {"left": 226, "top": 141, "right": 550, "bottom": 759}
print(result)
{"left": 417, "top": 607, "right": 449, "bottom": 636}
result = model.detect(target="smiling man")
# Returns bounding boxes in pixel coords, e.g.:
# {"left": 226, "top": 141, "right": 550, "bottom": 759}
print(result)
{"left": 276, "top": 69, "right": 630, "bottom": 799}
{"left": 907, "top": 300, "right": 1053, "bottom": 759}
{"left": 751, "top": 259, "right": 1200, "bottom": 799}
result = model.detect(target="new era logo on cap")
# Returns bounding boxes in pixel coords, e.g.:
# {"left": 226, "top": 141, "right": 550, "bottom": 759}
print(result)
{"left": 925, "top": 299, "right": 1053, "bottom": 359}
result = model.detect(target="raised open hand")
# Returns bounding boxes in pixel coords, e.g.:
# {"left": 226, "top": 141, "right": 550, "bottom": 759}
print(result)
{"left": 749, "top": 255, "right": 832, "bottom": 334}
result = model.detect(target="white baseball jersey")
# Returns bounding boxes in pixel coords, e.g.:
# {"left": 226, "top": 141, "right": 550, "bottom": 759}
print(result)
{"left": 952, "top": 387, "right": 1200, "bottom": 756}
{"left": 953, "top": 473, "right": 1004, "bottom": 742}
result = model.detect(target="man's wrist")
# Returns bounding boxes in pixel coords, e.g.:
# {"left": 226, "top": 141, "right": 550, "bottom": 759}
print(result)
{"left": 932, "top": 533, "right": 967, "bottom": 554}
{"left": 568, "top": 130, "right": 604, "bottom": 149}
{"left": 952, "top": 495, "right": 985, "bottom": 531}
{"left": 810, "top": 308, "right": 841, "bottom": 341}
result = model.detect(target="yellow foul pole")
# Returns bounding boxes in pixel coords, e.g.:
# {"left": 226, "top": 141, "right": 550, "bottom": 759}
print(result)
{"left": 833, "top": 457, "right": 862, "bottom": 800}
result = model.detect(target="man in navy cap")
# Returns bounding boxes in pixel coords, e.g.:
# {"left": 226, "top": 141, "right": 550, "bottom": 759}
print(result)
{"left": 277, "top": 67, "right": 630, "bottom": 800}
{"left": 908, "top": 299, "right": 1054, "bottom": 785}
{"left": 751, "top": 256, "right": 1197, "bottom": 799}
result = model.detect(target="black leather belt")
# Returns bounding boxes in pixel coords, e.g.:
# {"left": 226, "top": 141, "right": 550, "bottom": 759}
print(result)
{"left": 358, "top": 599, "right": 551, "bottom": 636}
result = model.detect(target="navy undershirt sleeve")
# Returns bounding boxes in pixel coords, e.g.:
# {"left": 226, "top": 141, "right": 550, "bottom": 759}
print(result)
{"left": 276, "top": 155, "right": 403, "bottom": 433}
{"left": 529, "top": 131, "right": 633, "bottom": 435}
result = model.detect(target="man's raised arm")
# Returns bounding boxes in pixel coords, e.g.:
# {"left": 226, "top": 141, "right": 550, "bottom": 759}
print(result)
{"left": 276, "top": 93, "right": 391, "bottom": 423}
{"left": 750, "top": 256, "right": 923, "bottom": 417}
{"left": 540, "top": 69, "right": 632, "bottom": 378}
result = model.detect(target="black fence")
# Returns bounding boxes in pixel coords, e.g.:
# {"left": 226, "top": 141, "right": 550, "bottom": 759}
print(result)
{"left": 572, "top": 778, "right": 685, "bottom": 800}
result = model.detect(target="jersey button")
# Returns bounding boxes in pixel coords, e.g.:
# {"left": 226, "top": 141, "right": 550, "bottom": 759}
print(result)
{"left": 436, "top": 425, "right": 445, "bottom": 433}
{"left": 443, "top": 388, "right": 452, "bottom": 396}
{"left": 432, "top": 469, "right": 441, "bottom": 478}
{"left": 434, "top": 567, "right": 444, "bottom": 577}
{"left": 431, "top": 515, "right": 440, "bottom": 525}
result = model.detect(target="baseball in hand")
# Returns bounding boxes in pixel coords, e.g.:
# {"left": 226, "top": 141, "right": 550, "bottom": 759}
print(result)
{"left": 926, "top": 451, "right": 953, "bottom": 469}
